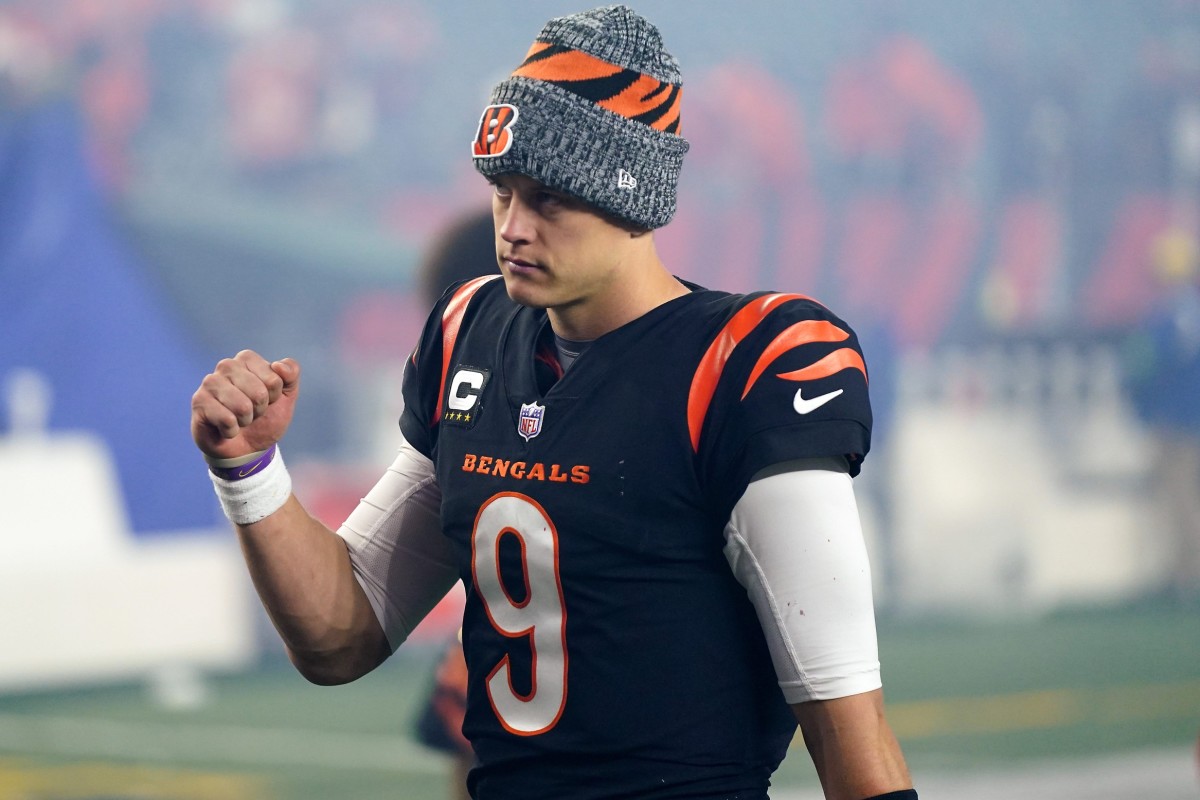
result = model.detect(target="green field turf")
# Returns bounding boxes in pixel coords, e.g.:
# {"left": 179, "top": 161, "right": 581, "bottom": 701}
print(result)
{"left": 0, "top": 604, "right": 1196, "bottom": 799}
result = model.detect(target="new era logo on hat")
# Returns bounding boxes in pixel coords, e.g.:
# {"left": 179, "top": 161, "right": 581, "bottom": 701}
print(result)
{"left": 618, "top": 169, "right": 637, "bottom": 189}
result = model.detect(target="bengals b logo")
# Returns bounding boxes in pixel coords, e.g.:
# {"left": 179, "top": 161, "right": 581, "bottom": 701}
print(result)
{"left": 472, "top": 104, "right": 519, "bottom": 158}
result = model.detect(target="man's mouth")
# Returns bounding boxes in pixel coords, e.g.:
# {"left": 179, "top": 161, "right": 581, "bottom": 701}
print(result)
{"left": 503, "top": 254, "right": 543, "bottom": 272}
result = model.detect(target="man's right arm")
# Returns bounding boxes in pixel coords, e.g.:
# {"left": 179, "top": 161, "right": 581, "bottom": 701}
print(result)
{"left": 231, "top": 438, "right": 459, "bottom": 685}
{"left": 191, "top": 350, "right": 452, "bottom": 685}
{"left": 234, "top": 494, "right": 391, "bottom": 685}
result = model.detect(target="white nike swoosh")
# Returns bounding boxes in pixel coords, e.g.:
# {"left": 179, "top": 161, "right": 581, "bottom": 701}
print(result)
{"left": 793, "top": 387, "right": 843, "bottom": 415}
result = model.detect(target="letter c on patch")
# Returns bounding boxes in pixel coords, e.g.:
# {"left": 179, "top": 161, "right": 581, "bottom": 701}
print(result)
{"left": 449, "top": 369, "right": 486, "bottom": 411}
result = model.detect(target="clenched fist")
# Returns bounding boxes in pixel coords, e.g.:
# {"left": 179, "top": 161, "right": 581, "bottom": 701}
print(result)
{"left": 191, "top": 350, "right": 300, "bottom": 461}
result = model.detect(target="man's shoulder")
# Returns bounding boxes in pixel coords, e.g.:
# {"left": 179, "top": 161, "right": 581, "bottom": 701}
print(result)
{"left": 685, "top": 287, "right": 871, "bottom": 487}
{"left": 678, "top": 286, "right": 841, "bottom": 322}
{"left": 678, "top": 288, "right": 855, "bottom": 360}
{"left": 434, "top": 274, "right": 510, "bottom": 318}
{"left": 418, "top": 275, "right": 525, "bottom": 349}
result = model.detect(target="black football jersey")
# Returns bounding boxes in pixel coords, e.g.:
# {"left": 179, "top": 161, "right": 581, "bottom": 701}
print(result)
{"left": 400, "top": 276, "right": 872, "bottom": 800}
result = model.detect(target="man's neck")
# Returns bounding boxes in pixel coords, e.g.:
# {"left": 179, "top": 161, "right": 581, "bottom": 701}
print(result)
{"left": 548, "top": 264, "right": 688, "bottom": 340}
{"left": 547, "top": 234, "right": 688, "bottom": 340}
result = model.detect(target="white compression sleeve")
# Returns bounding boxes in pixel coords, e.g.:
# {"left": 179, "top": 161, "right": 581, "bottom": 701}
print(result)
{"left": 335, "top": 434, "right": 460, "bottom": 652}
{"left": 724, "top": 460, "right": 882, "bottom": 703}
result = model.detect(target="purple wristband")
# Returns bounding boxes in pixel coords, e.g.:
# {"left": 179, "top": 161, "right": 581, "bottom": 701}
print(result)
{"left": 208, "top": 444, "right": 277, "bottom": 481}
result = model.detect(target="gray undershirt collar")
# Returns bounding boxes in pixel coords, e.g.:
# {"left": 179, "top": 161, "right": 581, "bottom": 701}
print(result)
{"left": 553, "top": 334, "right": 593, "bottom": 372}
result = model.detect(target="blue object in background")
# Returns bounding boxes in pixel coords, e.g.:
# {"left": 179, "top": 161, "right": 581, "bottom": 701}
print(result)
{"left": 0, "top": 100, "right": 221, "bottom": 535}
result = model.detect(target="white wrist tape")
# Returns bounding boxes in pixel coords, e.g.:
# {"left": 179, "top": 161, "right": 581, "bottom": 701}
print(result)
{"left": 208, "top": 447, "right": 292, "bottom": 525}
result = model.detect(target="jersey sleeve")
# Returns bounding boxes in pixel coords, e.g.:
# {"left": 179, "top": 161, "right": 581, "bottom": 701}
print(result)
{"left": 692, "top": 294, "right": 873, "bottom": 518}
{"left": 400, "top": 275, "right": 503, "bottom": 458}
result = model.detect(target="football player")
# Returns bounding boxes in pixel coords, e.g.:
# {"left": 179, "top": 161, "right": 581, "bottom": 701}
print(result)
{"left": 408, "top": 208, "right": 496, "bottom": 799}
{"left": 190, "top": 6, "right": 917, "bottom": 799}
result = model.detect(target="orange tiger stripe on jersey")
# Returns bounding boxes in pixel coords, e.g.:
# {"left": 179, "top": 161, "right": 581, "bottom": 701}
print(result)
{"left": 687, "top": 293, "right": 810, "bottom": 452}
{"left": 741, "top": 320, "right": 854, "bottom": 400}
{"left": 776, "top": 348, "right": 867, "bottom": 385}
{"left": 433, "top": 275, "right": 502, "bottom": 426}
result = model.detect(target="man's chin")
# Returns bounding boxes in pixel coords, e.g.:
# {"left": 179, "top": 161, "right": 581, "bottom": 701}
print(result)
{"left": 501, "top": 275, "right": 552, "bottom": 309}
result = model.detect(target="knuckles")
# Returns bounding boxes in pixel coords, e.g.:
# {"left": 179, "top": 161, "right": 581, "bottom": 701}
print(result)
{"left": 247, "top": 386, "right": 270, "bottom": 410}
{"left": 214, "top": 357, "right": 239, "bottom": 376}
{"left": 231, "top": 397, "right": 255, "bottom": 419}
{"left": 193, "top": 352, "right": 291, "bottom": 441}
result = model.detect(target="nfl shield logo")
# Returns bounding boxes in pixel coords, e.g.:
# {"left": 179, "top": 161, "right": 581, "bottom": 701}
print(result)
{"left": 517, "top": 401, "right": 545, "bottom": 442}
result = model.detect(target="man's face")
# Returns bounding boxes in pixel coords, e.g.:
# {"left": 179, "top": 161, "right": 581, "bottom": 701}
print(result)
{"left": 490, "top": 174, "right": 636, "bottom": 314}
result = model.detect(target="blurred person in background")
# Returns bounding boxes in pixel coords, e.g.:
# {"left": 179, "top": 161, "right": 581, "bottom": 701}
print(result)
{"left": 409, "top": 208, "right": 495, "bottom": 800}
{"left": 415, "top": 627, "right": 472, "bottom": 800}
{"left": 188, "top": 6, "right": 915, "bottom": 799}
{"left": 1123, "top": 228, "right": 1200, "bottom": 606}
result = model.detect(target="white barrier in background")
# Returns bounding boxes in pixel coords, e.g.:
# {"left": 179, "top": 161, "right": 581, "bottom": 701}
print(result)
{"left": 881, "top": 343, "right": 1165, "bottom": 615}
{"left": 0, "top": 370, "right": 258, "bottom": 692}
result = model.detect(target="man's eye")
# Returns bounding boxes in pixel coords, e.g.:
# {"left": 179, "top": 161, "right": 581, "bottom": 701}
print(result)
{"left": 493, "top": 183, "right": 513, "bottom": 198}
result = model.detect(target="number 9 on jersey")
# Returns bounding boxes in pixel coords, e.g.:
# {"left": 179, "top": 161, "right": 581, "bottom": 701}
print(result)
{"left": 471, "top": 492, "right": 568, "bottom": 736}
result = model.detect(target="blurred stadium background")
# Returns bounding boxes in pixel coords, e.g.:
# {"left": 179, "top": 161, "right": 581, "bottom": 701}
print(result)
{"left": 1, "top": 0, "right": 1199, "bottom": 798}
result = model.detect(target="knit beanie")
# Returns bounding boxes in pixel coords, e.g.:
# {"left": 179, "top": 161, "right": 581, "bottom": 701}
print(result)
{"left": 471, "top": 5, "right": 689, "bottom": 230}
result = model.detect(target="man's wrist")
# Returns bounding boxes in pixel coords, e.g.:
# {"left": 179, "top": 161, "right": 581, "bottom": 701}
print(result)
{"left": 204, "top": 447, "right": 272, "bottom": 469}
{"left": 207, "top": 445, "right": 291, "bottom": 525}
{"left": 862, "top": 790, "right": 917, "bottom": 800}
{"left": 206, "top": 444, "right": 277, "bottom": 481}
